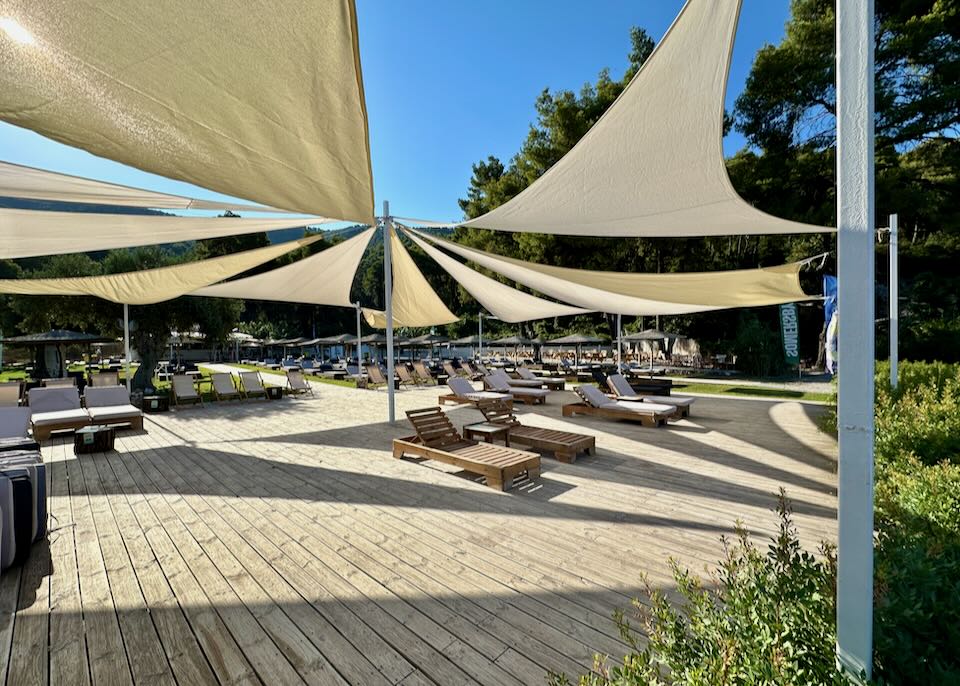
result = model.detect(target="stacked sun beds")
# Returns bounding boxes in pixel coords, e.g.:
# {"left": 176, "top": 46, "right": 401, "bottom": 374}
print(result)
{"left": 0, "top": 408, "right": 48, "bottom": 570}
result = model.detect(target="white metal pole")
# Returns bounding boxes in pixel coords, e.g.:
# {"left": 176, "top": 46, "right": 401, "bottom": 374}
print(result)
{"left": 836, "top": 0, "right": 875, "bottom": 680}
{"left": 355, "top": 302, "right": 363, "bottom": 365}
{"left": 889, "top": 214, "right": 898, "bottom": 389}
{"left": 478, "top": 313, "right": 483, "bottom": 361}
{"left": 383, "top": 202, "right": 396, "bottom": 423}
{"left": 123, "top": 303, "right": 131, "bottom": 392}
{"left": 616, "top": 313, "right": 622, "bottom": 370}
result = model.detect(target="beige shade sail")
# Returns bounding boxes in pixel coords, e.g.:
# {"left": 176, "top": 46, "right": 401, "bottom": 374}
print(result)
{"left": 410, "top": 229, "right": 816, "bottom": 316}
{"left": 0, "top": 208, "right": 333, "bottom": 259}
{"left": 0, "top": 160, "right": 297, "bottom": 213}
{"left": 363, "top": 230, "right": 459, "bottom": 329}
{"left": 460, "top": 0, "right": 830, "bottom": 237}
{"left": 193, "top": 228, "right": 376, "bottom": 308}
{"left": 403, "top": 229, "right": 590, "bottom": 323}
{"left": 0, "top": 236, "right": 321, "bottom": 305}
{"left": 0, "top": 0, "right": 374, "bottom": 223}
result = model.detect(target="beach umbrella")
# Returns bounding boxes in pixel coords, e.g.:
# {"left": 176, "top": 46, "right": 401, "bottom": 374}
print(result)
{"left": 408, "top": 333, "right": 449, "bottom": 361}
{"left": 623, "top": 329, "right": 687, "bottom": 369}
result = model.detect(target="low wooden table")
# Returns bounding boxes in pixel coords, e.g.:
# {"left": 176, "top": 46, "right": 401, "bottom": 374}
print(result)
{"left": 463, "top": 422, "right": 511, "bottom": 447}
{"left": 266, "top": 386, "right": 284, "bottom": 400}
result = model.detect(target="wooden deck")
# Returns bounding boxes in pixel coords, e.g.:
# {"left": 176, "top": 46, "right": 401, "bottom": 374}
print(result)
{"left": 0, "top": 382, "right": 837, "bottom": 685}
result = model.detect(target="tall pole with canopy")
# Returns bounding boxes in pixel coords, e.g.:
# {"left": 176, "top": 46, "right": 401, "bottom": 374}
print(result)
{"left": 123, "top": 303, "right": 131, "bottom": 391}
{"left": 889, "top": 213, "right": 898, "bottom": 389}
{"left": 355, "top": 302, "right": 363, "bottom": 364}
{"left": 836, "top": 0, "right": 875, "bottom": 679}
{"left": 383, "top": 201, "right": 395, "bottom": 423}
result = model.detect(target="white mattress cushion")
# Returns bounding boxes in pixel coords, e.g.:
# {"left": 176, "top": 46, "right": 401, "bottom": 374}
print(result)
{"left": 31, "top": 408, "right": 90, "bottom": 426}
{"left": 87, "top": 405, "right": 142, "bottom": 422}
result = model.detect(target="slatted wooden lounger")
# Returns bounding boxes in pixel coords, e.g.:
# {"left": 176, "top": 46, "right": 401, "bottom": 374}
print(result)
{"left": 477, "top": 399, "right": 595, "bottom": 463}
{"left": 393, "top": 407, "right": 540, "bottom": 491}
{"left": 412, "top": 361, "right": 437, "bottom": 385}
{"left": 562, "top": 385, "right": 675, "bottom": 427}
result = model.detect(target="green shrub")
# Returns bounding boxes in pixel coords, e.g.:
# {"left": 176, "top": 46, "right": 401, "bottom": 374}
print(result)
{"left": 549, "top": 492, "right": 844, "bottom": 686}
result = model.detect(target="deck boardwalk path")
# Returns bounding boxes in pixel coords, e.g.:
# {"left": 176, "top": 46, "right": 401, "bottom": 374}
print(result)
{"left": 2, "top": 382, "right": 837, "bottom": 685}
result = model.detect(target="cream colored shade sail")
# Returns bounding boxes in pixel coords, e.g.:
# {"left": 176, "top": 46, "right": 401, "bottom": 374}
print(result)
{"left": 194, "top": 228, "right": 375, "bottom": 308}
{"left": 403, "top": 229, "right": 589, "bottom": 323}
{"left": 0, "top": 208, "right": 333, "bottom": 259}
{"left": 461, "top": 0, "right": 830, "bottom": 237}
{"left": 410, "top": 230, "right": 815, "bottom": 316}
{"left": 0, "top": 0, "right": 374, "bottom": 223}
{"left": 0, "top": 160, "right": 296, "bottom": 213}
{"left": 363, "top": 230, "right": 459, "bottom": 329}
{"left": 0, "top": 236, "right": 321, "bottom": 305}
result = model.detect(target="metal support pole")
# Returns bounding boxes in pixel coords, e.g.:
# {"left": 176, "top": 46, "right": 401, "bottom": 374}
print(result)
{"left": 355, "top": 302, "right": 363, "bottom": 364}
{"left": 889, "top": 214, "right": 898, "bottom": 389}
{"left": 836, "top": 0, "right": 875, "bottom": 680}
{"left": 478, "top": 313, "right": 483, "bottom": 361}
{"left": 383, "top": 202, "right": 395, "bottom": 424}
{"left": 617, "top": 312, "right": 623, "bottom": 374}
{"left": 123, "top": 303, "right": 131, "bottom": 392}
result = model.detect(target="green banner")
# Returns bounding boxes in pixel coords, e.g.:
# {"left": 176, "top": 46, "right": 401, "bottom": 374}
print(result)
{"left": 779, "top": 303, "right": 800, "bottom": 366}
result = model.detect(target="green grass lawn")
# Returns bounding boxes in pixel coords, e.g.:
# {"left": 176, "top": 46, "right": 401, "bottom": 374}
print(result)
{"left": 672, "top": 382, "right": 831, "bottom": 403}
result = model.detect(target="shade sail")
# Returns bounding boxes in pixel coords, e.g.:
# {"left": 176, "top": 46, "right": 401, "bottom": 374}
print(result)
{"left": 193, "top": 228, "right": 375, "bottom": 307}
{"left": 362, "top": 230, "right": 459, "bottom": 329}
{"left": 0, "top": 236, "right": 321, "bottom": 304}
{"left": 411, "top": 230, "right": 816, "bottom": 315}
{"left": 0, "top": 0, "right": 374, "bottom": 222}
{"left": 459, "top": 0, "right": 829, "bottom": 237}
{"left": 0, "top": 160, "right": 295, "bottom": 213}
{"left": 403, "top": 229, "right": 590, "bottom": 323}
{"left": 0, "top": 208, "right": 332, "bottom": 259}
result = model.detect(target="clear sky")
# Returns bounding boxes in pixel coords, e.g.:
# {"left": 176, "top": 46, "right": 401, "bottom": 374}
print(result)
{"left": 0, "top": 1, "right": 791, "bottom": 224}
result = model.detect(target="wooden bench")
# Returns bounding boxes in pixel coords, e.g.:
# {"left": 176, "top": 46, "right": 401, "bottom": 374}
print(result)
{"left": 477, "top": 399, "right": 596, "bottom": 463}
{"left": 393, "top": 407, "right": 540, "bottom": 491}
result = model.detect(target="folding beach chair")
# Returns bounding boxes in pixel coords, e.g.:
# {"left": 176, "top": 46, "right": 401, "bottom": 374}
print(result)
{"left": 286, "top": 370, "right": 314, "bottom": 397}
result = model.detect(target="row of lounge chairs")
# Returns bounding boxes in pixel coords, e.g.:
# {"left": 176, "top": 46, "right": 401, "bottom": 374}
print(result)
{"left": 170, "top": 370, "right": 314, "bottom": 406}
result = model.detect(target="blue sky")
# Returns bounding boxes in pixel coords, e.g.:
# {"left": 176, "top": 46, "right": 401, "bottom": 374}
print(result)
{"left": 0, "top": 1, "right": 791, "bottom": 223}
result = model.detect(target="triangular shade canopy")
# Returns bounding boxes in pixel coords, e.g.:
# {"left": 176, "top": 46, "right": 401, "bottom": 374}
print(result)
{"left": 403, "top": 229, "right": 590, "bottom": 323}
{"left": 0, "top": 161, "right": 297, "bottom": 213}
{"left": 193, "top": 228, "right": 375, "bottom": 308}
{"left": 410, "top": 230, "right": 815, "bottom": 315}
{"left": 460, "top": 0, "right": 829, "bottom": 237}
{"left": 0, "top": 236, "right": 321, "bottom": 304}
{"left": 362, "top": 230, "right": 458, "bottom": 328}
{"left": 0, "top": 0, "right": 374, "bottom": 222}
{"left": 0, "top": 208, "right": 332, "bottom": 259}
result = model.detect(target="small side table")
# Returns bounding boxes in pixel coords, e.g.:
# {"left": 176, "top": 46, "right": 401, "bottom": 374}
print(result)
{"left": 463, "top": 422, "right": 511, "bottom": 447}
{"left": 74, "top": 425, "right": 116, "bottom": 454}
{"left": 142, "top": 394, "right": 169, "bottom": 413}
{"left": 266, "top": 386, "right": 284, "bottom": 400}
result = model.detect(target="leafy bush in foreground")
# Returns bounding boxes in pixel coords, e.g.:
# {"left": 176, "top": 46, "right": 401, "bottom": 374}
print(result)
{"left": 549, "top": 492, "right": 843, "bottom": 686}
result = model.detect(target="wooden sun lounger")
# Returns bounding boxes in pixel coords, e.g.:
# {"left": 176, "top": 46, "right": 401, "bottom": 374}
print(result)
{"left": 412, "top": 361, "right": 437, "bottom": 385}
{"left": 606, "top": 374, "right": 694, "bottom": 417}
{"left": 440, "top": 378, "right": 513, "bottom": 408}
{"left": 392, "top": 407, "right": 540, "bottom": 491}
{"left": 478, "top": 399, "right": 595, "bottom": 463}
{"left": 211, "top": 372, "right": 243, "bottom": 401}
{"left": 482, "top": 376, "right": 549, "bottom": 405}
{"left": 516, "top": 367, "right": 565, "bottom": 390}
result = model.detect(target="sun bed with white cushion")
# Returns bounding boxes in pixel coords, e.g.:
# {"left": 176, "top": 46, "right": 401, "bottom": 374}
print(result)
{"left": 83, "top": 385, "right": 144, "bottom": 432}
{"left": 606, "top": 374, "right": 695, "bottom": 417}
{"left": 487, "top": 368, "right": 543, "bottom": 388}
{"left": 516, "top": 366, "right": 566, "bottom": 390}
{"left": 563, "top": 384, "right": 675, "bottom": 427}
{"left": 28, "top": 386, "right": 91, "bottom": 441}
{"left": 439, "top": 377, "right": 513, "bottom": 407}
{"left": 482, "top": 374, "right": 550, "bottom": 405}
